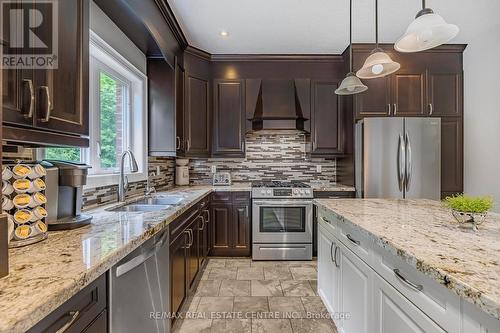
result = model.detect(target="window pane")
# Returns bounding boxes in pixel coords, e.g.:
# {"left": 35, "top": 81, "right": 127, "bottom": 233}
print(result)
{"left": 45, "top": 147, "right": 81, "bottom": 162}
{"left": 99, "top": 72, "right": 125, "bottom": 169}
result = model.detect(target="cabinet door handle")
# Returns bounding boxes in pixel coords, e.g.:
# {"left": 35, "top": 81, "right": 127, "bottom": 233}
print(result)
{"left": 186, "top": 139, "right": 191, "bottom": 151}
{"left": 334, "top": 245, "right": 340, "bottom": 268}
{"left": 176, "top": 136, "right": 181, "bottom": 150}
{"left": 387, "top": 103, "right": 391, "bottom": 116}
{"left": 203, "top": 209, "right": 210, "bottom": 223}
{"left": 22, "top": 79, "right": 34, "bottom": 118}
{"left": 394, "top": 269, "right": 423, "bottom": 291}
{"left": 245, "top": 206, "right": 249, "bottom": 218}
{"left": 321, "top": 216, "right": 330, "bottom": 224}
{"left": 330, "top": 242, "right": 335, "bottom": 263}
{"left": 198, "top": 215, "right": 205, "bottom": 231}
{"left": 346, "top": 233, "right": 360, "bottom": 245}
{"left": 56, "top": 310, "right": 80, "bottom": 333}
{"left": 428, "top": 103, "right": 433, "bottom": 116}
{"left": 393, "top": 103, "right": 397, "bottom": 115}
{"left": 38, "top": 86, "right": 51, "bottom": 122}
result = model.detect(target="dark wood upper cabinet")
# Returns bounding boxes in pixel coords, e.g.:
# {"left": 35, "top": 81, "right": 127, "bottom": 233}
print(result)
{"left": 33, "top": 0, "right": 89, "bottom": 136}
{"left": 427, "top": 72, "right": 462, "bottom": 117}
{"left": 213, "top": 79, "right": 245, "bottom": 157}
{"left": 148, "top": 58, "right": 176, "bottom": 156}
{"left": 185, "top": 75, "right": 210, "bottom": 156}
{"left": 311, "top": 80, "right": 343, "bottom": 156}
{"left": 354, "top": 76, "right": 391, "bottom": 119}
{"left": 2, "top": 0, "right": 89, "bottom": 146}
{"left": 176, "top": 63, "right": 185, "bottom": 154}
{"left": 391, "top": 72, "right": 425, "bottom": 116}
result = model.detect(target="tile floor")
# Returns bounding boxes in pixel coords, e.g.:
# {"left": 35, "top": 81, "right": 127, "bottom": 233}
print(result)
{"left": 172, "top": 258, "right": 338, "bottom": 333}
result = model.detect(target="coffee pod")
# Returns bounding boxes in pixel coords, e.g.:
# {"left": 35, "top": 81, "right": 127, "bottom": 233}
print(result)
{"left": 13, "top": 193, "right": 31, "bottom": 209}
{"left": 2, "top": 166, "right": 13, "bottom": 180}
{"left": 2, "top": 196, "right": 14, "bottom": 211}
{"left": 28, "top": 178, "right": 46, "bottom": 193}
{"left": 13, "top": 179, "right": 32, "bottom": 194}
{"left": 12, "top": 164, "right": 32, "bottom": 179}
{"left": 14, "top": 224, "right": 33, "bottom": 240}
{"left": 29, "top": 192, "right": 47, "bottom": 208}
{"left": 14, "top": 209, "right": 33, "bottom": 224}
{"left": 2, "top": 181, "right": 14, "bottom": 196}
{"left": 27, "top": 164, "right": 46, "bottom": 179}
{"left": 32, "top": 221, "right": 48, "bottom": 235}
{"left": 31, "top": 206, "right": 48, "bottom": 221}
{"left": 7, "top": 215, "right": 15, "bottom": 243}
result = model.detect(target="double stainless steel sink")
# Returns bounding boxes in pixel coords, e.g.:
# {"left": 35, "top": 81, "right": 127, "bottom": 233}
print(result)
{"left": 107, "top": 195, "right": 186, "bottom": 212}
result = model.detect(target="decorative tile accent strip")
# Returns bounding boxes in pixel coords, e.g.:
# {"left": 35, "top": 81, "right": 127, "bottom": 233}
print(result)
{"left": 82, "top": 156, "right": 175, "bottom": 209}
{"left": 189, "top": 131, "right": 336, "bottom": 184}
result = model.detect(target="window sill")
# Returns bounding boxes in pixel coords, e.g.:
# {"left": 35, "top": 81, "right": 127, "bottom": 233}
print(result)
{"left": 84, "top": 172, "right": 147, "bottom": 190}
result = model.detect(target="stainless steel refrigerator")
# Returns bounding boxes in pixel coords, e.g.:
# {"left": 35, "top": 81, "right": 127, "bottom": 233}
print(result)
{"left": 355, "top": 117, "right": 441, "bottom": 199}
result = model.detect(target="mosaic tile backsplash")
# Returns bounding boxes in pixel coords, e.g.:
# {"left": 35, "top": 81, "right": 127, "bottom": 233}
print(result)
{"left": 189, "top": 130, "right": 336, "bottom": 184}
{"left": 82, "top": 156, "right": 175, "bottom": 209}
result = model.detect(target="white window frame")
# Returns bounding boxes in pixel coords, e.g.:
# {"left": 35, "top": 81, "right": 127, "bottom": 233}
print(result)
{"left": 84, "top": 31, "right": 148, "bottom": 188}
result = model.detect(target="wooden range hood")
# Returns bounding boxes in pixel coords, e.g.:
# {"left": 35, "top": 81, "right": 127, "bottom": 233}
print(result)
{"left": 248, "top": 80, "right": 308, "bottom": 131}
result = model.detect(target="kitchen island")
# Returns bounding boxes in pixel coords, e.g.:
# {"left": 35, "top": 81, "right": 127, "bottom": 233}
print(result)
{"left": 315, "top": 198, "right": 500, "bottom": 333}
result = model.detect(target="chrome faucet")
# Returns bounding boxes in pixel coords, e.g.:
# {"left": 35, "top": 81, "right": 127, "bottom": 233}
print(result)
{"left": 118, "top": 150, "right": 139, "bottom": 202}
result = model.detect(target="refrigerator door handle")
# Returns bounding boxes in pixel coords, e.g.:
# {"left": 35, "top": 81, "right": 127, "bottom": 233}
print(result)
{"left": 397, "top": 134, "right": 405, "bottom": 192}
{"left": 405, "top": 132, "right": 412, "bottom": 191}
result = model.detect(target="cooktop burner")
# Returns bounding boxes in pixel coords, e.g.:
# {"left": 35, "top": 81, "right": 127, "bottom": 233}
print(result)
{"left": 251, "top": 180, "right": 310, "bottom": 188}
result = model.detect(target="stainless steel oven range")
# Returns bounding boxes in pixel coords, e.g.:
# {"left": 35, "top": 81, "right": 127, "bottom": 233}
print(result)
{"left": 252, "top": 181, "right": 313, "bottom": 260}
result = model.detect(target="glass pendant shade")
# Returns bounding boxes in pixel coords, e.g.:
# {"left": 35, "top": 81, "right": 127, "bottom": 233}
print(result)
{"left": 335, "top": 73, "right": 368, "bottom": 95}
{"left": 356, "top": 50, "right": 401, "bottom": 79}
{"left": 395, "top": 11, "right": 459, "bottom": 52}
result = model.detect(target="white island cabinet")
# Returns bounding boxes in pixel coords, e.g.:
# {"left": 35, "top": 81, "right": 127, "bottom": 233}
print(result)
{"left": 316, "top": 202, "right": 500, "bottom": 333}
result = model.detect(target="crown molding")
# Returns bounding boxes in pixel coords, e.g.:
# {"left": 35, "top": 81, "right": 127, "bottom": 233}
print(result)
{"left": 185, "top": 45, "right": 212, "bottom": 61}
{"left": 154, "top": 0, "right": 188, "bottom": 50}
{"left": 346, "top": 43, "right": 467, "bottom": 53}
{"left": 210, "top": 54, "right": 344, "bottom": 63}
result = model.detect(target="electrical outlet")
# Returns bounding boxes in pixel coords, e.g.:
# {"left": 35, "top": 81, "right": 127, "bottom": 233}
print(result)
{"left": 316, "top": 165, "right": 322, "bottom": 173}
{"left": 211, "top": 165, "right": 217, "bottom": 173}
{"left": 156, "top": 166, "right": 161, "bottom": 176}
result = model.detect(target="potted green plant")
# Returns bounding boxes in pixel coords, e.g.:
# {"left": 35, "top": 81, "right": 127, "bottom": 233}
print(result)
{"left": 443, "top": 194, "right": 494, "bottom": 231}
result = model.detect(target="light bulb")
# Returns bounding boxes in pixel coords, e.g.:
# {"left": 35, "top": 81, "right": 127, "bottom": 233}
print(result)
{"left": 371, "top": 64, "right": 384, "bottom": 75}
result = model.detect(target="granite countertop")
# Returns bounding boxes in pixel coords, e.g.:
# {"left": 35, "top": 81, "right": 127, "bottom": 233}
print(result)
{"left": 314, "top": 198, "right": 500, "bottom": 321}
{"left": 0, "top": 186, "right": 221, "bottom": 333}
{"left": 310, "top": 183, "right": 356, "bottom": 192}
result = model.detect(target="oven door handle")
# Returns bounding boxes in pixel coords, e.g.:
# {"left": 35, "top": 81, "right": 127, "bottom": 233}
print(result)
{"left": 252, "top": 200, "right": 313, "bottom": 206}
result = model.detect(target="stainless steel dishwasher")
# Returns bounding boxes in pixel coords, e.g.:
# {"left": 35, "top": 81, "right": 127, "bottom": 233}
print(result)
{"left": 109, "top": 227, "right": 170, "bottom": 333}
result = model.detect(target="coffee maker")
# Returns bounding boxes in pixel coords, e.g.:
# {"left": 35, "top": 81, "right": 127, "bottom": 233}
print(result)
{"left": 43, "top": 161, "right": 92, "bottom": 230}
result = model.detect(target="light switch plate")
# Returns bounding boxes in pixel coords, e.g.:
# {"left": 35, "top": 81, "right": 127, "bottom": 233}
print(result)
{"left": 211, "top": 165, "right": 217, "bottom": 173}
{"left": 316, "top": 165, "right": 322, "bottom": 173}
{"left": 156, "top": 166, "right": 161, "bottom": 175}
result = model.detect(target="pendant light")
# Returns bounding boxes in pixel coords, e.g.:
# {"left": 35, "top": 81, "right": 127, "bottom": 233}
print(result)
{"left": 335, "top": 0, "right": 367, "bottom": 95}
{"left": 395, "top": 0, "right": 459, "bottom": 52}
{"left": 356, "top": 0, "right": 400, "bottom": 79}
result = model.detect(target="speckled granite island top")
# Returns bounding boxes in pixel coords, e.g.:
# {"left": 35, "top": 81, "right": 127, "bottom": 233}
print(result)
{"left": 0, "top": 185, "right": 240, "bottom": 333}
{"left": 314, "top": 198, "right": 500, "bottom": 321}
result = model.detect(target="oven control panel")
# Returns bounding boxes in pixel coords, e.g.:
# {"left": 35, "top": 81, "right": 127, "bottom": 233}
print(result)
{"left": 252, "top": 188, "right": 313, "bottom": 198}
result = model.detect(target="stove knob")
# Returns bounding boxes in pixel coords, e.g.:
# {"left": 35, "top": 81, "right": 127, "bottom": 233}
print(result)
{"left": 299, "top": 190, "right": 305, "bottom": 195}
{"left": 261, "top": 190, "right": 266, "bottom": 195}
{"left": 293, "top": 189, "right": 299, "bottom": 195}
{"left": 266, "top": 189, "right": 272, "bottom": 194}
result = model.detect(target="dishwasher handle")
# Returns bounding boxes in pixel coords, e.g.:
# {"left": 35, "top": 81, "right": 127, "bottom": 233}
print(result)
{"left": 115, "top": 230, "right": 169, "bottom": 278}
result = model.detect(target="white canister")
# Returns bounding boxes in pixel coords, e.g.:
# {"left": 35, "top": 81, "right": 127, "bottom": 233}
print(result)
{"left": 2, "top": 196, "right": 14, "bottom": 211}
{"left": 2, "top": 166, "right": 13, "bottom": 181}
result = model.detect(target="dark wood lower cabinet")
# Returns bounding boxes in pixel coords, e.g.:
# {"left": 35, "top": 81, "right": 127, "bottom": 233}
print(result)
{"left": 28, "top": 274, "right": 107, "bottom": 333}
{"left": 170, "top": 231, "right": 188, "bottom": 316}
{"left": 81, "top": 310, "right": 107, "bottom": 333}
{"left": 211, "top": 192, "right": 251, "bottom": 257}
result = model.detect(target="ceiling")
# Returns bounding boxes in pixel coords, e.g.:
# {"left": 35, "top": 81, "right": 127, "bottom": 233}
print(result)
{"left": 168, "top": 0, "right": 474, "bottom": 54}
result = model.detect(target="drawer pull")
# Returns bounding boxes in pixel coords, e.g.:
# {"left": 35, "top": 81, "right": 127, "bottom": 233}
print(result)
{"left": 321, "top": 216, "right": 330, "bottom": 223}
{"left": 56, "top": 310, "right": 80, "bottom": 333}
{"left": 334, "top": 245, "right": 340, "bottom": 268}
{"left": 346, "top": 234, "right": 360, "bottom": 245}
{"left": 394, "top": 269, "right": 423, "bottom": 291}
